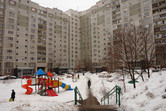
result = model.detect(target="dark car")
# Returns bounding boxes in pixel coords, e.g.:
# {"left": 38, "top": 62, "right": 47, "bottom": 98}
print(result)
{"left": 0, "top": 75, "right": 17, "bottom": 80}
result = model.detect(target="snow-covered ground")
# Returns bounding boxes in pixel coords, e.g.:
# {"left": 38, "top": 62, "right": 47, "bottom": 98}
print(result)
{"left": 0, "top": 71, "right": 166, "bottom": 111}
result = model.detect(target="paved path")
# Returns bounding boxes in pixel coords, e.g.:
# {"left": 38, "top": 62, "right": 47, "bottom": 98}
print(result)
{"left": 78, "top": 79, "right": 118, "bottom": 111}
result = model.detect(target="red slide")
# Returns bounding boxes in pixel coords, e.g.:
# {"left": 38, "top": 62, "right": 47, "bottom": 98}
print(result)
{"left": 22, "top": 79, "right": 33, "bottom": 94}
{"left": 46, "top": 89, "right": 58, "bottom": 96}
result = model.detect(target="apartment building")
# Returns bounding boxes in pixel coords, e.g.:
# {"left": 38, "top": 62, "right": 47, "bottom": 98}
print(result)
{"left": 0, "top": 0, "right": 71, "bottom": 76}
{"left": 0, "top": 0, "right": 166, "bottom": 76}
{"left": 152, "top": 0, "right": 166, "bottom": 67}
{"left": 65, "top": 10, "right": 81, "bottom": 71}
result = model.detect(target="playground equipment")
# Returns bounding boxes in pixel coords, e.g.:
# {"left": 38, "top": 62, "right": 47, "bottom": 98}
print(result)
{"left": 22, "top": 69, "right": 73, "bottom": 96}
{"left": 22, "top": 79, "right": 33, "bottom": 95}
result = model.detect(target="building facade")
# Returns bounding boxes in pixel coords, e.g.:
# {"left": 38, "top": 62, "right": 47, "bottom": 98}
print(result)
{"left": 0, "top": 0, "right": 166, "bottom": 76}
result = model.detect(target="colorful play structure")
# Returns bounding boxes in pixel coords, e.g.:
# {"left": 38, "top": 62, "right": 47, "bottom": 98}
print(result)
{"left": 22, "top": 69, "right": 73, "bottom": 96}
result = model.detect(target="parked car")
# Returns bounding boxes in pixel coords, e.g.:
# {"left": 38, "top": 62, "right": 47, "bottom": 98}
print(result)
{"left": 162, "top": 68, "right": 166, "bottom": 71}
{"left": 0, "top": 75, "right": 17, "bottom": 80}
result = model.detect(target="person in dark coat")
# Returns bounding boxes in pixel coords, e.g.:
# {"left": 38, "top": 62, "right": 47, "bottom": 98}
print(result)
{"left": 77, "top": 74, "right": 80, "bottom": 79}
{"left": 88, "top": 80, "right": 91, "bottom": 89}
{"left": 11, "top": 89, "right": 15, "bottom": 101}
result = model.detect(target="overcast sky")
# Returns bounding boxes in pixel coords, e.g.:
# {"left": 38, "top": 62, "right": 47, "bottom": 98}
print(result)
{"left": 31, "top": 0, "right": 100, "bottom": 12}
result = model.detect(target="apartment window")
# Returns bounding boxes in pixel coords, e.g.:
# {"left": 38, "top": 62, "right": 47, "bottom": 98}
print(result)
{"left": 31, "top": 24, "right": 35, "bottom": 27}
{"left": 8, "top": 37, "right": 13, "bottom": 41}
{"left": 49, "top": 23, "right": 52, "bottom": 26}
{"left": 144, "top": 6, "right": 149, "bottom": 11}
{"left": 0, "top": 24, "right": 3, "bottom": 28}
{"left": 0, "top": 11, "right": 3, "bottom": 15}
{"left": 0, "top": 30, "right": 3, "bottom": 34}
{"left": 144, "top": 12, "right": 149, "bottom": 17}
{"left": 143, "top": 0, "right": 149, "bottom": 5}
{"left": 145, "top": 17, "right": 150, "bottom": 23}
{"left": 31, "top": 29, "right": 35, "bottom": 33}
{"left": 9, "top": 0, "right": 16, "bottom": 6}
{"left": 0, "top": 4, "right": 4, "bottom": 9}
{"left": 9, "top": 7, "right": 15, "bottom": 11}
{"left": 29, "top": 63, "right": 35, "bottom": 67}
{"left": 6, "top": 62, "right": 12, "bottom": 67}
{"left": 8, "top": 24, "right": 14, "bottom": 29}
{"left": 153, "top": 15, "right": 160, "bottom": 20}
{"left": 0, "top": 0, "right": 4, "bottom": 3}
{"left": 31, "top": 7, "right": 37, "bottom": 12}
{"left": 8, "top": 31, "right": 14, "bottom": 34}
{"left": 157, "top": 21, "right": 163, "bottom": 25}
{"left": 7, "top": 69, "right": 12, "bottom": 73}
{"left": 7, "top": 56, "right": 12, "bottom": 60}
{"left": 9, "top": 18, "right": 14, "bottom": 23}
{"left": 9, "top": 12, "right": 14, "bottom": 17}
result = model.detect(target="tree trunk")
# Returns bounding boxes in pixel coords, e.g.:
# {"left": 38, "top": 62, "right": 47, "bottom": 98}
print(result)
{"left": 147, "top": 68, "right": 150, "bottom": 78}
{"left": 133, "top": 78, "right": 136, "bottom": 88}
{"left": 122, "top": 70, "right": 126, "bottom": 92}
{"left": 140, "top": 70, "right": 144, "bottom": 82}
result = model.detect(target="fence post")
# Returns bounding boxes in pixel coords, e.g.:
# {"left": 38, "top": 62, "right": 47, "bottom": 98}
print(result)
{"left": 116, "top": 86, "right": 117, "bottom": 104}
{"left": 74, "top": 87, "right": 77, "bottom": 105}
{"left": 118, "top": 87, "right": 121, "bottom": 106}
{"left": 108, "top": 94, "right": 109, "bottom": 104}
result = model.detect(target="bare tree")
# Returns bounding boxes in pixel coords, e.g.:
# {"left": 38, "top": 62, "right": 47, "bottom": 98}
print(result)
{"left": 105, "top": 24, "right": 155, "bottom": 88}
{"left": 139, "top": 24, "right": 156, "bottom": 78}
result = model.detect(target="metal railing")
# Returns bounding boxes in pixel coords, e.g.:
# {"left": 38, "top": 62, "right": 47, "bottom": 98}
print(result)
{"left": 74, "top": 86, "right": 83, "bottom": 105}
{"left": 101, "top": 85, "right": 121, "bottom": 106}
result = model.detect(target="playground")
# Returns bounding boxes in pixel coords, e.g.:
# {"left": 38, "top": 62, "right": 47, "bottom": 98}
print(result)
{"left": 0, "top": 71, "right": 166, "bottom": 111}
{"left": 21, "top": 69, "right": 73, "bottom": 96}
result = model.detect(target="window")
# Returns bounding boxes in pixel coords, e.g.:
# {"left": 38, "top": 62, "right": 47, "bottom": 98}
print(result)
{"left": 8, "top": 37, "right": 13, "bottom": 41}
{"left": 7, "top": 69, "right": 12, "bottom": 73}
{"left": 8, "top": 24, "right": 14, "bottom": 29}
{"left": 143, "top": 0, "right": 149, "bottom": 5}
{"left": 9, "top": 0, "right": 16, "bottom": 5}
{"left": 31, "top": 24, "right": 35, "bottom": 27}
{"left": 0, "top": 0, "right": 4, "bottom": 3}
{"left": 0, "top": 5, "right": 4, "bottom": 9}
{"left": 7, "top": 56, "right": 12, "bottom": 60}
{"left": 9, "top": 12, "right": 14, "bottom": 17}
{"left": 9, "top": 18, "right": 14, "bottom": 23}
{"left": 144, "top": 6, "right": 149, "bottom": 11}
{"left": 0, "top": 24, "right": 3, "bottom": 28}
{"left": 8, "top": 31, "right": 14, "bottom": 34}
{"left": 6, "top": 62, "right": 12, "bottom": 67}
{"left": 31, "top": 29, "right": 35, "bottom": 33}
{"left": 9, "top": 7, "right": 15, "bottom": 11}
{"left": 0, "top": 11, "right": 3, "bottom": 15}
{"left": 144, "top": 12, "right": 149, "bottom": 17}
{"left": 7, "top": 50, "right": 12, "bottom": 53}
{"left": 31, "top": 7, "right": 37, "bottom": 12}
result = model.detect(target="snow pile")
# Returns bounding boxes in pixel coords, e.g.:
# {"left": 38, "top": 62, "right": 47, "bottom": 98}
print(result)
{"left": 121, "top": 71, "right": 166, "bottom": 111}
{"left": 87, "top": 71, "right": 166, "bottom": 111}
{"left": 0, "top": 71, "right": 165, "bottom": 111}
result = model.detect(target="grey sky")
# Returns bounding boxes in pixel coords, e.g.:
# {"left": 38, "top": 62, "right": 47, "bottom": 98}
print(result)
{"left": 31, "top": 0, "right": 100, "bottom": 12}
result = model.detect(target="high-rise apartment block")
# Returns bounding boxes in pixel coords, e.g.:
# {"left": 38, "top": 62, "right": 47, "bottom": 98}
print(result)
{"left": 0, "top": 0, "right": 166, "bottom": 76}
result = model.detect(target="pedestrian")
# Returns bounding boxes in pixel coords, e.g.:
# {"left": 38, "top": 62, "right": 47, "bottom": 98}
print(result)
{"left": 77, "top": 74, "right": 80, "bottom": 79}
{"left": 88, "top": 80, "right": 91, "bottom": 89}
{"left": 11, "top": 89, "right": 15, "bottom": 101}
{"left": 83, "top": 73, "right": 84, "bottom": 76}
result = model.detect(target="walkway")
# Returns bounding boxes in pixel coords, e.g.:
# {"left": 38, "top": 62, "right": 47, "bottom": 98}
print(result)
{"left": 78, "top": 79, "right": 118, "bottom": 111}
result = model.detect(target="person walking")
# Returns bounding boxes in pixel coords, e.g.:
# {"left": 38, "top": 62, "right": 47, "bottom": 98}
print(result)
{"left": 88, "top": 80, "right": 91, "bottom": 89}
{"left": 11, "top": 89, "right": 15, "bottom": 101}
